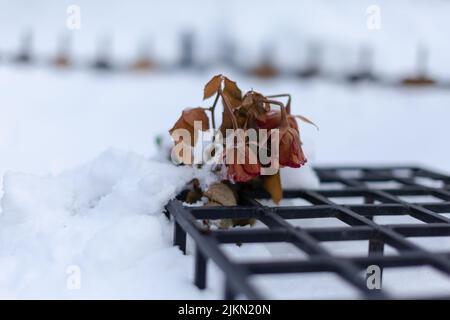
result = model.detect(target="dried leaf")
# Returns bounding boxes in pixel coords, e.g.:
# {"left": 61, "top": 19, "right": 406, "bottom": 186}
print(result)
{"left": 235, "top": 110, "right": 248, "bottom": 128}
{"left": 218, "top": 219, "right": 233, "bottom": 229}
{"left": 294, "top": 115, "right": 319, "bottom": 131}
{"left": 221, "top": 94, "right": 240, "bottom": 129}
{"left": 219, "top": 109, "right": 234, "bottom": 135}
{"left": 205, "top": 201, "right": 221, "bottom": 207}
{"left": 203, "top": 74, "right": 222, "bottom": 100}
{"left": 169, "top": 107, "right": 210, "bottom": 147}
{"left": 182, "top": 107, "right": 210, "bottom": 131}
{"left": 186, "top": 185, "right": 202, "bottom": 204}
{"left": 232, "top": 219, "right": 256, "bottom": 227}
{"left": 241, "top": 92, "right": 254, "bottom": 108}
{"left": 204, "top": 182, "right": 237, "bottom": 206}
{"left": 223, "top": 94, "right": 242, "bottom": 109}
{"left": 263, "top": 171, "right": 283, "bottom": 204}
{"left": 223, "top": 77, "right": 242, "bottom": 108}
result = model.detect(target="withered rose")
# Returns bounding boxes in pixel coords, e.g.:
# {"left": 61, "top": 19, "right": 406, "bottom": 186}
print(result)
{"left": 277, "top": 106, "right": 306, "bottom": 168}
{"left": 256, "top": 110, "right": 298, "bottom": 130}
{"left": 242, "top": 91, "right": 270, "bottom": 115}
{"left": 279, "top": 126, "right": 306, "bottom": 168}
{"left": 225, "top": 145, "right": 261, "bottom": 183}
{"left": 288, "top": 115, "right": 299, "bottom": 131}
{"left": 256, "top": 110, "right": 280, "bottom": 129}
{"left": 168, "top": 74, "right": 316, "bottom": 204}
{"left": 169, "top": 107, "right": 209, "bottom": 146}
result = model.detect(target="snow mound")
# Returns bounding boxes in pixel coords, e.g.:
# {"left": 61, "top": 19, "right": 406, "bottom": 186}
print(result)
{"left": 1, "top": 148, "right": 198, "bottom": 223}
{"left": 0, "top": 148, "right": 319, "bottom": 298}
{"left": 281, "top": 163, "right": 320, "bottom": 190}
{"left": 0, "top": 148, "right": 207, "bottom": 298}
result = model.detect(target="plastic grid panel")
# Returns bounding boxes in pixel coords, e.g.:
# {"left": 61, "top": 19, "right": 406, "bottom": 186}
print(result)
{"left": 165, "top": 166, "right": 450, "bottom": 299}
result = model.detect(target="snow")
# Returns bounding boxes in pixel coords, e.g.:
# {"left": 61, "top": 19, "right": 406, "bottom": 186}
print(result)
{"left": 1, "top": 67, "right": 450, "bottom": 300}
{"left": 0, "top": 147, "right": 320, "bottom": 298}
{"left": 0, "top": 149, "right": 201, "bottom": 298}
{"left": 281, "top": 164, "right": 320, "bottom": 190}
{"left": 1, "top": 0, "right": 450, "bottom": 299}
{"left": 2, "top": 66, "right": 450, "bottom": 178}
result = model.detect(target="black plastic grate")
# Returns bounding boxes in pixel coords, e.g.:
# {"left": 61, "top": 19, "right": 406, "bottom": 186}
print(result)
{"left": 165, "top": 166, "right": 450, "bottom": 299}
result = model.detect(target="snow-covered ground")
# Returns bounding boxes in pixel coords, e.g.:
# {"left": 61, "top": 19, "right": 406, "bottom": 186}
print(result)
{"left": 1, "top": 66, "right": 450, "bottom": 299}
{"left": 1, "top": 66, "right": 449, "bottom": 176}
{"left": 1, "top": 0, "right": 450, "bottom": 299}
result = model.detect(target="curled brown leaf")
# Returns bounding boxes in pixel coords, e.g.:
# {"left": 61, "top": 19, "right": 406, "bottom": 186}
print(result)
{"left": 294, "top": 114, "right": 319, "bottom": 131}
{"left": 263, "top": 171, "right": 283, "bottom": 204}
{"left": 223, "top": 77, "right": 242, "bottom": 108}
{"left": 203, "top": 74, "right": 223, "bottom": 100}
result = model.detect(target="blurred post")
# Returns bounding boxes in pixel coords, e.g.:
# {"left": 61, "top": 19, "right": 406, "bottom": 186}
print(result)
{"left": 131, "top": 37, "right": 155, "bottom": 72}
{"left": 217, "top": 31, "right": 236, "bottom": 67}
{"left": 298, "top": 41, "right": 322, "bottom": 78}
{"left": 52, "top": 33, "right": 72, "bottom": 68}
{"left": 179, "top": 31, "right": 195, "bottom": 68}
{"left": 14, "top": 30, "right": 33, "bottom": 64}
{"left": 416, "top": 43, "right": 429, "bottom": 78}
{"left": 401, "top": 43, "right": 435, "bottom": 86}
{"left": 93, "top": 34, "right": 114, "bottom": 71}
{"left": 347, "top": 45, "right": 377, "bottom": 83}
{"left": 250, "top": 42, "right": 278, "bottom": 78}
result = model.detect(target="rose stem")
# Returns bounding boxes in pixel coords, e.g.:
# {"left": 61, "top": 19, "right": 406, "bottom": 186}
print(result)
{"left": 266, "top": 94, "right": 291, "bottom": 114}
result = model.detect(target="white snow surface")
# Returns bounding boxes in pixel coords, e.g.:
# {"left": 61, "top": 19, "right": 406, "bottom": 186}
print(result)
{"left": 2, "top": 0, "right": 450, "bottom": 299}
{"left": 0, "top": 147, "right": 320, "bottom": 299}
{"left": 1, "top": 67, "right": 450, "bottom": 299}
{"left": 0, "top": 149, "right": 203, "bottom": 298}
{"left": 281, "top": 165, "right": 320, "bottom": 190}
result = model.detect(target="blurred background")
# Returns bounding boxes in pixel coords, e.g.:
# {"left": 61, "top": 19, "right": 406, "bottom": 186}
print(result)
{"left": 1, "top": 0, "right": 449, "bottom": 177}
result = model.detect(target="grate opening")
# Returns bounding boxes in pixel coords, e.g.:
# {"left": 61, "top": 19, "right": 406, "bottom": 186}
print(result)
{"left": 373, "top": 215, "right": 425, "bottom": 225}
{"left": 364, "top": 181, "right": 404, "bottom": 189}
{"left": 257, "top": 198, "right": 313, "bottom": 207}
{"left": 397, "top": 195, "right": 445, "bottom": 203}
{"left": 221, "top": 242, "right": 307, "bottom": 262}
{"left": 319, "top": 240, "right": 398, "bottom": 257}
{"left": 288, "top": 217, "right": 349, "bottom": 229}
{"left": 329, "top": 196, "right": 367, "bottom": 205}
{"left": 408, "top": 236, "right": 450, "bottom": 252}
{"left": 319, "top": 182, "right": 347, "bottom": 190}
{"left": 414, "top": 177, "right": 445, "bottom": 188}
{"left": 249, "top": 272, "right": 361, "bottom": 299}
{"left": 382, "top": 266, "right": 450, "bottom": 298}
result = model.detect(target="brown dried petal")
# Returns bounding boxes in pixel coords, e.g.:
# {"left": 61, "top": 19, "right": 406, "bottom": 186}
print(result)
{"left": 279, "top": 127, "right": 306, "bottom": 168}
